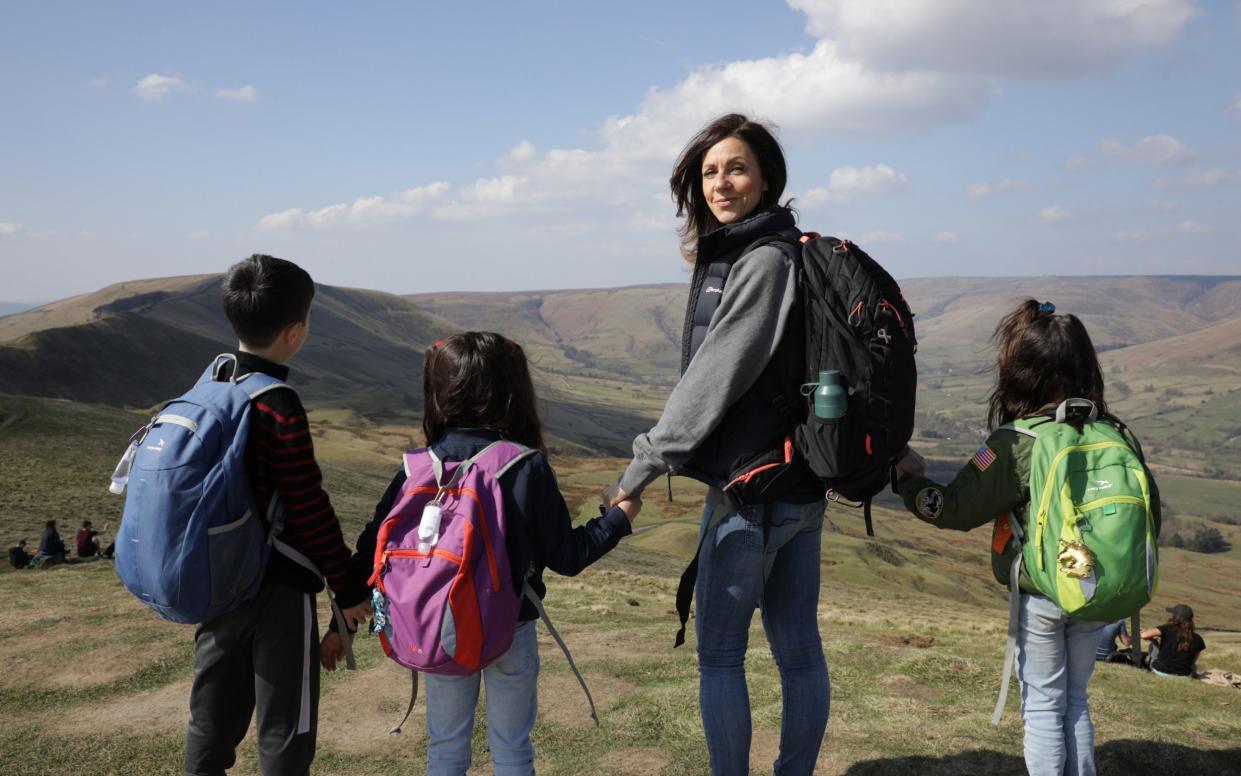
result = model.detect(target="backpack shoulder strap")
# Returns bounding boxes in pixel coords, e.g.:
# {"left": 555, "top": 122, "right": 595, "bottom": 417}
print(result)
{"left": 522, "top": 581, "right": 599, "bottom": 727}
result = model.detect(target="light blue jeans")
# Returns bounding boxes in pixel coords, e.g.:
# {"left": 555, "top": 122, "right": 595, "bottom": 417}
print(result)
{"left": 696, "top": 495, "right": 829, "bottom": 776}
{"left": 424, "top": 620, "right": 540, "bottom": 776}
{"left": 1016, "top": 594, "right": 1105, "bottom": 776}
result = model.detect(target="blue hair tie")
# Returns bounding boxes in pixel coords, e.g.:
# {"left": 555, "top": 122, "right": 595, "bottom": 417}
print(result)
{"left": 1037, "top": 301, "right": 1055, "bottom": 315}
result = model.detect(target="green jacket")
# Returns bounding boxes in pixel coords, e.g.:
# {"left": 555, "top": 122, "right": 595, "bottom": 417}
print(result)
{"left": 896, "top": 422, "right": 1160, "bottom": 591}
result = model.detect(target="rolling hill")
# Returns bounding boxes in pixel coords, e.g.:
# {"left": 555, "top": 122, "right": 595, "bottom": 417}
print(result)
{"left": 1, "top": 273, "right": 1239, "bottom": 465}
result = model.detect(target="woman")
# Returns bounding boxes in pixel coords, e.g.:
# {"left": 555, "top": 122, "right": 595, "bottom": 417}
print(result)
{"left": 604, "top": 113, "right": 828, "bottom": 776}
{"left": 1142, "top": 604, "right": 1205, "bottom": 677}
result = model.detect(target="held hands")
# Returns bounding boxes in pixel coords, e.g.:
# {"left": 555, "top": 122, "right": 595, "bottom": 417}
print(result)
{"left": 340, "top": 601, "right": 373, "bottom": 632}
{"left": 602, "top": 482, "right": 642, "bottom": 524}
{"left": 895, "top": 447, "right": 927, "bottom": 480}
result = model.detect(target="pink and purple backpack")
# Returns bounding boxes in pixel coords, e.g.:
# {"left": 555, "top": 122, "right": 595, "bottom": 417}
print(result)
{"left": 368, "top": 440, "right": 598, "bottom": 731}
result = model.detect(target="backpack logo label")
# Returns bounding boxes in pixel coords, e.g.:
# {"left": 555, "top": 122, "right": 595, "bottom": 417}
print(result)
{"left": 145, "top": 438, "right": 166, "bottom": 454}
{"left": 705, "top": 286, "right": 723, "bottom": 294}
{"left": 1086, "top": 480, "right": 1112, "bottom": 493}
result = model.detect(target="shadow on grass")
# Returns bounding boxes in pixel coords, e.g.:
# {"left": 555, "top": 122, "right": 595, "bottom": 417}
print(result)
{"left": 843, "top": 741, "right": 1241, "bottom": 776}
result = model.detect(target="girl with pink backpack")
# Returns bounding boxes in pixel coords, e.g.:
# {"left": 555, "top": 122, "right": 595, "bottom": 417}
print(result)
{"left": 320, "top": 331, "right": 641, "bottom": 776}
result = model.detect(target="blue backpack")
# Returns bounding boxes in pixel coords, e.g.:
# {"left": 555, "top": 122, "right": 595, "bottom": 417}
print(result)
{"left": 110, "top": 354, "right": 332, "bottom": 628}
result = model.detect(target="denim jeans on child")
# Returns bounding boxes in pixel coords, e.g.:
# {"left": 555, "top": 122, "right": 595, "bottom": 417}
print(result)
{"left": 1016, "top": 593, "right": 1106, "bottom": 776}
{"left": 695, "top": 493, "right": 829, "bottom": 776}
{"left": 423, "top": 620, "right": 540, "bottom": 776}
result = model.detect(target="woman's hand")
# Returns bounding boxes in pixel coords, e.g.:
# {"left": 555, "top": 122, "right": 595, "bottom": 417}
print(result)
{"left": 603, "top": 481, "right": 628, "bottom": 509}
{"left": 895, "top": 447, "right": 927, "bottom": 480}
{"left": 320, "top": 631, "right": 346, "bottom": 672}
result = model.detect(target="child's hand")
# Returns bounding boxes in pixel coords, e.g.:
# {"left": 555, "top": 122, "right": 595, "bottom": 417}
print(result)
{"left": 602, "top": 482, "right": 628, "bottom": 509}
{"left": 616, "top": 494, "right": 643, "bottom": 523}
{"left": 341, "top": 602, "right": 373, "bottom": 632}
{"left": 320, "top": 631, "right": 346, "bottom": 672}
{"left": 895, "top": 448, "right": 927, "bottom": 480}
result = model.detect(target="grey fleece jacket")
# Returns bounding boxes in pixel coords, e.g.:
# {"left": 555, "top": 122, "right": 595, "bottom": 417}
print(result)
{"left": 620, "top": 243, "right": 798, "bottom": 496}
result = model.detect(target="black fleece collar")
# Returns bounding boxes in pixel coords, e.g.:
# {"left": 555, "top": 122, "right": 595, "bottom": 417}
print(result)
{"left": 695, "top": 206, "right": 797, "bottom": 263}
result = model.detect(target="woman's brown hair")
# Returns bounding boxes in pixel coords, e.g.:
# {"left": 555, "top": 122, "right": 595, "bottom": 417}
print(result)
{"left": 669, "top": 113, "right": 788, "bottom": 261}
{"left": 422, "top": 332, "right": 547, "bottom": 455}
{"left": 987, "top": 299, "right": 1107, "bottom": 430}
{"left": 1169, "top": 612, "right": 1197, "bottom": 652}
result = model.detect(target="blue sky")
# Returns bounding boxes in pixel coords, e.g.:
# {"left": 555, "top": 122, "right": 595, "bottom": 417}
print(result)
{"left": 1, "top": 0, "right": 1238, "bottom": 302}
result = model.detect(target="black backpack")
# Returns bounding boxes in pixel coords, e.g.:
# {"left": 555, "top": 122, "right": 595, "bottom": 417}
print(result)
{"left": 756, "top": 233, "right": 918, "bottom": 534}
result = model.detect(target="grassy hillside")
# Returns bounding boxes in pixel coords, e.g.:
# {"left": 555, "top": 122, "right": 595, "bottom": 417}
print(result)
{"left": 0, "top": 404, "right": 1237, "bottom": 776}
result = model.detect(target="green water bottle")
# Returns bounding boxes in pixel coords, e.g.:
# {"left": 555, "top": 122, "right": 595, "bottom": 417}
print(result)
{"left": 801, "top": 370, "right": 847, "bottom": 420}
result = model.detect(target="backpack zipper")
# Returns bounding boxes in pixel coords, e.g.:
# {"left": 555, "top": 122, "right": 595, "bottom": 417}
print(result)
{"left": 1032, "top": 440, "right": 1130, "bottom": 570}
{"left": 878, "top": 299, "right": 906, "bottom": 330}
{"left": 371, "top": 485, "right": 502, "bottom": 593}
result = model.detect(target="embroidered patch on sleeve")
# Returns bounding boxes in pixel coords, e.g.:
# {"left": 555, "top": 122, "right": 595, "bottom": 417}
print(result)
{"left": 916, "top": 487, "right": 944, "bottom": 519}
{"left": 971, "top": 444, "right": 997, "bottom": 472}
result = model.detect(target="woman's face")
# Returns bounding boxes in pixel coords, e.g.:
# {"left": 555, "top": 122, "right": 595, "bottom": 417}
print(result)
{"left": 701, "top": 135, "right": 766, "bottom": 225}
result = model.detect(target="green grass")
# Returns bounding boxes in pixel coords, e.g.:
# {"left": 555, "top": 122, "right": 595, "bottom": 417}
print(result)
{"left": 2, "top": 394, "right": 1240, "bottom": 775}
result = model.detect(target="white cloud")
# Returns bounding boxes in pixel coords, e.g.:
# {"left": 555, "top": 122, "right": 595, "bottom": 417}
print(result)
{"left": 1099, "top": 133, "right": 1194, "bottom": 165}
{"left": 1114, "top": 229, "right": 1144, "bottom": 242}
{"left": 933, "top": 230, "right": 959, "bottom": 243}
{"left": 966, "top": 178, "right": 1032, "bottom": 199}
{"left": 257, "top": 182, "right": 451, "bottom": 230}
{"left": 857, "top": 230, "right": 903, "bottom": 243}
{"left": 189, "top": 230, "right": 210, "bottom": 240}
{"left": 788, "top": 0, "right": 1195, "bottom": 78}
{"left": 596, "top": 40, "right": 989, "bottom": 160}
{"left": 1038, "top": 205, "right": 1072, "bottom": 223}
{"left": 1155, "top": 168, "right": 1241, "bottom": 190}
{"left": 88, "top": 77, "right": 110, "bottom": 88}
{"left": 134, "top": 73, "right": 190, "bottom": 101}
{"left": 1176, "top": 219, "right": 1211, "bottom": 235}
{"left": 1064, "top": 154, "right": 1092, "bottom": 172}
{"left": 0, "top": 223, "right": 23, "bottom": 236}
{"left": 432, "top": 176, "right": 529, "bottom": 221}
{"left": 215, "top": 85, "right": 258, "bottom": 102}
{"left": 803, "top": 164, "right": 909, "bottom": 205}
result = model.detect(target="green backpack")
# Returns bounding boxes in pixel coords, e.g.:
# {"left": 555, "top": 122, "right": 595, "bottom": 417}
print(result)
{"left": 992, "top": 398, "right": 1158, "bottom": 724}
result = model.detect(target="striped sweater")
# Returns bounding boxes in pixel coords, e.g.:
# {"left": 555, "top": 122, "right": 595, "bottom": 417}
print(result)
{"left": 229, "top": 351, "right": 351, "bottom": 594}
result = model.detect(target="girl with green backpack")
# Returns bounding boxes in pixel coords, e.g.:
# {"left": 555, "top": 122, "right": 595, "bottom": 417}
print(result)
{"left": 894, "top": 299, "right": 1160, "bottom": 776}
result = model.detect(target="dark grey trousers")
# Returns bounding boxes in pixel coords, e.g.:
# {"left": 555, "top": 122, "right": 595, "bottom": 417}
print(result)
{"left": 184, "top": 583, "right": 319, "bottom": 776}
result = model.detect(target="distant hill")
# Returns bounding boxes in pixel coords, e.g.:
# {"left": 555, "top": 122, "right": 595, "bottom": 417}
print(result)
{"left": 2, "top": 273, "right": 1240, "bottom": 461}
{"left": 0, "top": 301, "right": 38, "bottom": 318}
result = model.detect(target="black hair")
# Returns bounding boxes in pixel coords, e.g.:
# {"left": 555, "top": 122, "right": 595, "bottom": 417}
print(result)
{"left": 669, "top": 113, "right": 789, "bottom": 261}
{"left": 82, "top": 520, "right": 92, "bottom": 528}
{"left": 221, "top": 254, "right": 316, "bottom": 348}
{"left": 988, "top": 299, "right": 1107, "bottom": 429}
{"left": 45, "top": 520, "right": 55, "bottom": 529}
{"left": 422, "top": 332, "right": 546, "bottom": 455}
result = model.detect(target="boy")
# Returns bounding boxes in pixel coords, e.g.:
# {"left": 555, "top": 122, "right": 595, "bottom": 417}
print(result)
{"left": 185, "top": 254, "right": 370, "bottom": 776}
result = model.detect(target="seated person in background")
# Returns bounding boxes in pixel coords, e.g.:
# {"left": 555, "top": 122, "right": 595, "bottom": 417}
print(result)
{"left": 8, "top": 539, "right": 32, "bottom": 570}
{"left": 30, "top": 520, "right": 67, "bottom": 567}
{"left": 1142, "top": 604, "right": 1206, "bottom": 677}
{"left": 1095, "top": 620, "right": 1135, "bottom": 664}
{"left": 75, "top": 520, "right": 100, "bottom": 558}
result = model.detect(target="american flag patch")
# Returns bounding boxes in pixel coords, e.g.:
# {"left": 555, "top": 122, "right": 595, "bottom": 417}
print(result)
{"left": 972, "top": 444, "right": 997, "bottom": 472}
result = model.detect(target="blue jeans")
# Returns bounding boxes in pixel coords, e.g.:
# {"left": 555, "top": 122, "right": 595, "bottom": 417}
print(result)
{"left": 424, "top": 620, "right": 540, "bottom": 776}
{"left": 695, "top": 495, "right": 829, "bottom": 776}
{"left": 1016, "top": 594, "right": 1105, "bottom": 776}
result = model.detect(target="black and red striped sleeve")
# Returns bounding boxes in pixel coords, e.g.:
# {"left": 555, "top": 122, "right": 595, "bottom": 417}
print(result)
{"left": 251, "top": 395, "right": 351, "bottom": 593}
